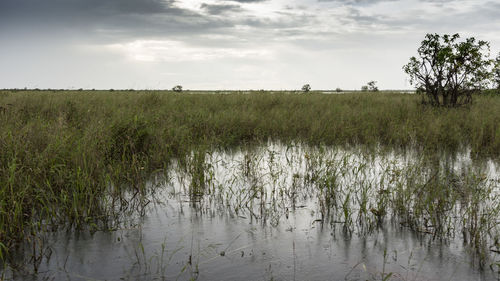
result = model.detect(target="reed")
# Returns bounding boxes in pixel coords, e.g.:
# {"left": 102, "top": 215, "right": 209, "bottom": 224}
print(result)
{"left": 0, "top": 89, "right": 499, "bottom": 271}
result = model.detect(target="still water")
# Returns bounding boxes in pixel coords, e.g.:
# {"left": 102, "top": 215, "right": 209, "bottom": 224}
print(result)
{"left": 4, "top": 143, "right": 500, "bottom": 280}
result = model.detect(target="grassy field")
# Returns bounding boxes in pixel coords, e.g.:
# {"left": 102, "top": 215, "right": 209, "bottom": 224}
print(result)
{"left": 0, "top": 89, "right": 499, "bottom": 268}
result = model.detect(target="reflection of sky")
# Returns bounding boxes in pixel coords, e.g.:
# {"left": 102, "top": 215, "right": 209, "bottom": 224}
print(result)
{"left": 1, "top": 0, "right": 499, "bottom": 90}
{"left": 10, "top": 143, "right": 499, "bottom": 280}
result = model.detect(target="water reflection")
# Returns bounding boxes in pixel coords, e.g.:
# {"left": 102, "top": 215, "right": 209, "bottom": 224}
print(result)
{"left": 3, "top": 143, "right": 500, "bottom": 280}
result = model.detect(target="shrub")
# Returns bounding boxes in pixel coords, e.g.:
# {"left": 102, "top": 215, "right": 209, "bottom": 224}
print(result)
{"left": 302, "top": 84, "right": 311, "bottom": 93}
{"left": 367, "top": 81, "right": 378, "bottom": 92}
{"left": 172, "top": 85, "right": 183, "bottom": 92}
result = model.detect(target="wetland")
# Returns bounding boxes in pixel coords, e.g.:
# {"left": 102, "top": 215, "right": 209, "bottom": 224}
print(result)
{"left": 1, "top": 90, "right": 500, "bottom": 280}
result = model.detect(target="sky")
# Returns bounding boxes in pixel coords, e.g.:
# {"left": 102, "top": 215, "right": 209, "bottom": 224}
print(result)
{"left": 1, "top": 0, "right": 499, "bottom": 90}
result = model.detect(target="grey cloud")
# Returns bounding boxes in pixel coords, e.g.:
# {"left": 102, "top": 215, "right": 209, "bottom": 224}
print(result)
{"left": 0, "top": 0, "right": 289, "bottom": 44}
{"left": 317, "top": 0, "right": 398, "bottom": 5}
{"left": 343, "top": 7, "right": 383, "bottom": 24}
{"left": 317, "top": 0, "right": 454, "bottom": 3}
{"left": 0, "top": 0, "right": 319, "bottom": 51}
{"left": 201, "top": 3, "right": 242, "bottom": 15}
{"left": 327, "top": 1, "right": 500, "bottom": 47}
{"left": 419, "top": 0, "right": 457, "bottom": 2}
{"left": 381, "top": 1, "right": 500, "bottom": 32}
{"left": 0, "top": 0, "right": 233, "bottom": 43}
{"left": 2, "top": 0, "right": 496, "bottom": 53}
{"left": 0, "top": 0, "right": 175, "bottom": 18}
{"left": 228, "top": 0, "right": 268, "bottom": 2}
{"left": 1, "top": 0, "right": 499, "bottom": 90}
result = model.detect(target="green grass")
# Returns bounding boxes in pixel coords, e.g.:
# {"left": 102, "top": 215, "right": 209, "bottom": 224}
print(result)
{"left": 3, "top": 90, "right": 498, "bottom": 154}
{"left": 0, "top": 89, "right": 499, "bottom": 268}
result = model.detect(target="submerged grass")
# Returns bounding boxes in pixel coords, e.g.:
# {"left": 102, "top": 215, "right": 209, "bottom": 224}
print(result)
{"left": 167, "top": 143, "right": 499, "bottom": 273}
{"left": 0, "top": 89, "right": 499, "bottom": 271}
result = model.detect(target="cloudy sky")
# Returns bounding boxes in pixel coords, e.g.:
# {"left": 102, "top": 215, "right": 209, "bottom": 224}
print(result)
{"left": 1, "top": 0, "right": 499, "bottom": 90}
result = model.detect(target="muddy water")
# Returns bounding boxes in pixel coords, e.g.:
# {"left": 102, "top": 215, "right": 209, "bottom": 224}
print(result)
{"left": 4, "top": 144, "right": 500, "bottom": 280}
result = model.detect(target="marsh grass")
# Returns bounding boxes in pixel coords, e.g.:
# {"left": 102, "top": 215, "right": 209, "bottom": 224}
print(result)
{"left": 0, "top": 90, "right": 499, "bottom": 272}
{"left": 173, "top": 144, "right": 500, "bottom": 270}
{"left": 154, "top": 142, "right": 499, "bottom": 278}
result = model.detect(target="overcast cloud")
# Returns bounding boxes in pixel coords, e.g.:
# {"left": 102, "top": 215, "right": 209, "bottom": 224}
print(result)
{"left": 1, "top": 0, "right": 499, "bottom": 90}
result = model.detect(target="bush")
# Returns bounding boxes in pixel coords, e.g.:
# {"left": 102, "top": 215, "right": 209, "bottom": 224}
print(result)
{"left": 172, "top": 85, "right": 183, "bottom": 92}
{"left": 366, "top": 81, "right": 379, "bottom": 92}
{"left": 302, "top": 84, "right": 311, "bottom": 93}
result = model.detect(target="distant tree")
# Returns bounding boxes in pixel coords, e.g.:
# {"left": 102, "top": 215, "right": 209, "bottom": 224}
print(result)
{"left": 335, "top": 88, "right": 342, "bottom": 92}
{"left": 403, "top": 33, "right": 493, "bottom": 107}
{"left": 172, "top": 85, "right": 183, "bottom": 92}
{"left": 367, "top": 81, "right": 379, "bottom": 92}
{"left": 361, "top": 85, "right": 369, "bottom": 92}
{"left": 302, "top": 84, "right": 311, "bottom": 93}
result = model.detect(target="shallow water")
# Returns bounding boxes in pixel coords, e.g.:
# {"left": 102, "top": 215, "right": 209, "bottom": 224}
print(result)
{"left": 3, "top": 143, "right": 500, "bottom": 280}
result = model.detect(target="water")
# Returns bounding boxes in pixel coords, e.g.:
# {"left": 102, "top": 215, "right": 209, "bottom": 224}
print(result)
{"left": 3, "top": 143, "right": 500, "bottom": 280}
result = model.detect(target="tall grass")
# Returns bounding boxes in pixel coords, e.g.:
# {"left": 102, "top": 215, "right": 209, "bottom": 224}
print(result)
{"left": 0, "top": 89, "right": 499, "bottom": 268}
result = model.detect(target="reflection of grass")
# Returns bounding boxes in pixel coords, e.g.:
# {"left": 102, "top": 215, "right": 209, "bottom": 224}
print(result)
{"left": 0, "top": 90, "right": 499, "bottom": 272}
{"left": 182, "top": 145, "right": 499, "bottom": 271}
